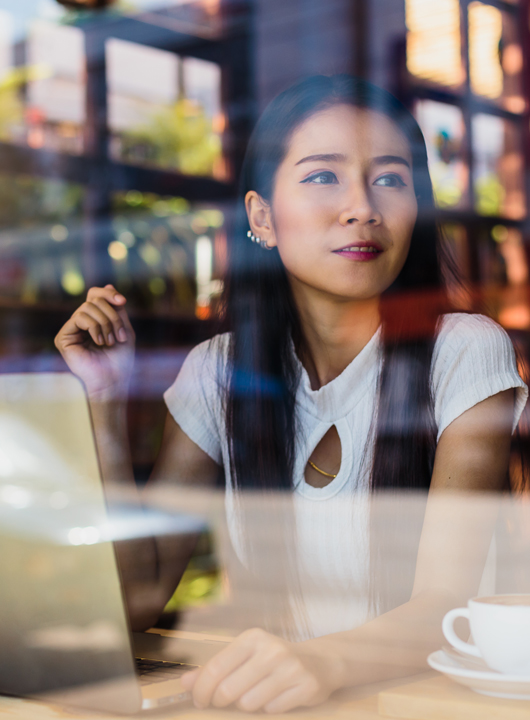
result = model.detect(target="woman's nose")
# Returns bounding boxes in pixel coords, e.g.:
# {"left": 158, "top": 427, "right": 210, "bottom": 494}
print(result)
{"left": 338, "top": 187, "right": 382, "bottom": 227}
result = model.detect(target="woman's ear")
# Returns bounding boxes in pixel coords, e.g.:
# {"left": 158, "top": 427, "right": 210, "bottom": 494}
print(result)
{"left": 245, "top": 191, "right": 277, "bottom": 248}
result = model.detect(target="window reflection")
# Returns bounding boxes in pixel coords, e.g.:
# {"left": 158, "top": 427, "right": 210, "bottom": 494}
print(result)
{"left": 406, "top": 0, "right": 464, "bottom": 88}
{"left": 415, "top": 100, "right": 468, "bottom": 209}
{"left": 0, "top": 176, "right": 226, "bottom": 317}
{"left": 0, "top": 175, "right": 84, "bottom": 306}
{"left": 472, "top": 114, "right": 525, "bottom": 219}
{"left": 494, "top": 226, "right": 530, "bottom": 331}
{"left": 0, "top": 8, "right": 86, "bottom": 154}
{"left": 468, "top": 2, "right": 524, "bottom": 113}
{"left": 27, "top": 21, "right": 85, "bottom": 152}
{"left": 110, "top": 191, "right": 225, "bottom": 317}
{"left": 107, "top": 40, "right": 225, "bottom": 178}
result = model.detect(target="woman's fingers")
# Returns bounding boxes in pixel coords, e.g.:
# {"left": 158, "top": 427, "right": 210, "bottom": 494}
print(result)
{"left": 88, "top": 297, "right": 129, "bottom": 343}
{"left": 263, "top": 680, "right": 319, "bottom": 714}
{"left": 184, "top": 629, "right": 319, "bottom": 712}
{"left": 237, "top": 669, "right": 305, "bottom": 713}
{"left": 210, "top": 653, "right": 283, "bottom": 708}
{"left": 57, "top": 285, "right": 132, "bottom": 348}
{"left": 70, "top": 310, "right": 106, "bottom": 347}
{"left": 228, "top": 656, "right": 306, "bottom": 711}
{"left": 73, "top": 303, "right": 120, "bottom": 346}
{"left": 187, "top": 635, "right": 257, "bottom": 709}
{"left": 87, "top": 284, "right": 126, "bottom": 307}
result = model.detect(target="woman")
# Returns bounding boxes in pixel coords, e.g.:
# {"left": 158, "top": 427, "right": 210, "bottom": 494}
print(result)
{"left": 55, "top": 75, "right": 527, "bottom": 712}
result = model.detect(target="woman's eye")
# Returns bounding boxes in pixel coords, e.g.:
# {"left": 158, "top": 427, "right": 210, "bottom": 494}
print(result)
{"left": 302, "top": 171, "right": 338, "bottom": 185}
{"left": 374, "top": 174, "right": 406, "bottom": 188}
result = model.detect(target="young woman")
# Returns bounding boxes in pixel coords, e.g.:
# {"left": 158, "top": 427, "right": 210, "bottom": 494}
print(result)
{"left": 55, "top": 75, "right": 527, "bottom": 713}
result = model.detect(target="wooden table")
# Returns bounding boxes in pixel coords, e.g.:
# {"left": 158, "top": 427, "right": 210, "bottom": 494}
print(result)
{"left": 0, "top": 686, "right": 381, "bottom": 719}
{"left": 0, "top": 627, "right": 399, "bottom": 720}
{"left": 2, "top": 630, "right": 528, "bottom": 719}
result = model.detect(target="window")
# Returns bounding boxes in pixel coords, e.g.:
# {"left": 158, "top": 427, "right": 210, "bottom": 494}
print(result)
{"left": 406, "top": 0, "right": 525, "bottom": 222}
{"left": 415, "top": 100, "right": 468, "bottom": 209}
{"left": 472, "top": 114, "right": 525, "bottom": 219}
{"left": 0, "top": 11, "right": 86, "bottom": 154}
{"left": 406, "top": 0, "right": 464, "bottom": 89}
{"left": 468, "top": 2, "right": 524, "bottom": 113}
{"left": 107, "top": 39, "right": 226, "bottom": 179}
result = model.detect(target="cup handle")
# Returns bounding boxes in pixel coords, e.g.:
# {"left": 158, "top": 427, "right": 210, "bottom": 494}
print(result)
{"left": 442, "top": 608, "right": 481, "bottom": 658}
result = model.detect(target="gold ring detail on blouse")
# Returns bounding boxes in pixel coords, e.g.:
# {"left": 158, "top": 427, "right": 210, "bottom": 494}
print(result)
{"left": 307, "top": 460, "right": 338, "bottom": 479}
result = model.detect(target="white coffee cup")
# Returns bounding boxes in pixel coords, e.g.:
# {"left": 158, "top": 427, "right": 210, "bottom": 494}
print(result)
{"left": 442, "top": 594, "right": 530, "bottom": 675}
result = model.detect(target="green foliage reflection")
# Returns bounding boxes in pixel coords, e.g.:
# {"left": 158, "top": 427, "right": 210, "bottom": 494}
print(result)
{"left": 118, "top": 99, "right": 222, "bottom": 177}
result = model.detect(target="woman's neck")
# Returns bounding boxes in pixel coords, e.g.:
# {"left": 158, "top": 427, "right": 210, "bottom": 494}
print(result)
{"left": 291, "top": 280, "right": 380, "bottom": 391}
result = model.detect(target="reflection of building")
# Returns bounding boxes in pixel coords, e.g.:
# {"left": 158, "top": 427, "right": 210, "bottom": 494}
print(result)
{"left": 400, "top": 0, "right": 529, "bottom": 331}
{"left": 0, "top": 1, "right": 528, "bottom": 319}
{"left": 0, "top": 1, "right": 529, "bottom": 349}
{"left": 0, "top": 0, "right": 527, "bottom": 518}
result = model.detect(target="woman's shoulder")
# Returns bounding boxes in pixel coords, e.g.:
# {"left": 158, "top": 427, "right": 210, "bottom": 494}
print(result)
{"left": 437, "top": 311, "right": 505, "bottom": 334}
{"left": 435, "top": 312, "right": 512, "bottom": 353}
{"left": 166, "top": 332, "right": 231, "bottom": 395}
{"left": 185, "top": 331, "right": 231, "bottom": 365}
{"left": 431, "top": 312, "right": 527, "bottom": 439}
{"left": 433, "top": 311, "right": 518, "bottom": 378}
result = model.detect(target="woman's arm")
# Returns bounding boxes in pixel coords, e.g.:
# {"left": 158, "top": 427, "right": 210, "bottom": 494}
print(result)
{"left": 55, "top": 286, "right": 219, "bottom": 631}
{"left": 180, "top": 389, "right": 515, "bottom": 712}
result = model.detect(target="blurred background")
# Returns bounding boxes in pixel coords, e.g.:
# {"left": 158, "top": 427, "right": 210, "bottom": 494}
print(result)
{"left": 0, "top": 0, "right": 529, "bottom": 614}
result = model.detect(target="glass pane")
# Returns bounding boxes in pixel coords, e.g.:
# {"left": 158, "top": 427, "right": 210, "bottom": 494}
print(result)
{"left": 107, "top": 39, "right": 226, "bottom": 179}
{"left": 493, "top": 225, "right": 530, "bottom": 331}
{"left": 110, "top": 191, "right": 226, "bottom": 318}
{"left": 0, "top": 7, "right": 86, "bottom": 154}
{"left": 415, "top": 100, "right": 468, "bottom": 209}
{"left": 472, "top": 114, "right": 525, "bottom": 219}
{"left": 468, "top": 2, "right": 524, "bottom": 113}
{"left": 406, "top": 0, "right": 465, "bottom": 89}
{"left": 0, "top": 175, "right": 85, "bottom": 306}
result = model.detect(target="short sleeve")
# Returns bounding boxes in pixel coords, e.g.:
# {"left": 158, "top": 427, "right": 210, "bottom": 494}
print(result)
{"left": 163, "top": 335, "right": 229, "bottom": 464}
{"left": 432, "top": 314, "right": 528, "bottom": 440}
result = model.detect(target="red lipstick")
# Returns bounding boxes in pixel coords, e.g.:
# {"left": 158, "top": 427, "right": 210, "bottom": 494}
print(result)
{"left": 332, "top": 241, "right": 383, "bottom": 262}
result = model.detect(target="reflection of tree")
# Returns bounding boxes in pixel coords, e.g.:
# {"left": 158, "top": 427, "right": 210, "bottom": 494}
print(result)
{"left": 0, "top": 72, "right": 25, "bottom": 142}
{"left": 432, "top": 177, "right": 462, "bottom": 208}
{"left": 0, "top": 175, "right": 82, "bottom": 229}
{"left": 119, "top": 98, "right": 222, "bottom": 176}
{"left": 475, "top": 173, "right": 505, "bottom": 215}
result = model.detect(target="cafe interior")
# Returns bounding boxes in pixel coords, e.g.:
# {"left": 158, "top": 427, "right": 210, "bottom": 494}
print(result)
{"left": 1, "top": 0, "right": 530, "bottom": 718}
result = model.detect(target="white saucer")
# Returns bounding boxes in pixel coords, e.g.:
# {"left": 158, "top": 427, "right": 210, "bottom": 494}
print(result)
{"left": 428, "top": 649, "right": 530, "bottom": 700}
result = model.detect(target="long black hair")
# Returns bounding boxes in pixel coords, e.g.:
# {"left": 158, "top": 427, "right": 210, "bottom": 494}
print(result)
{"left": 223, "top": 74, "right": 453, "bottom": 494}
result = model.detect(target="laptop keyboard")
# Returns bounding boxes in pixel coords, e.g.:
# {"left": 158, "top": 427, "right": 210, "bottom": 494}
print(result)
{"left": 135, "top": 657, "right": 197, "bottom": 685}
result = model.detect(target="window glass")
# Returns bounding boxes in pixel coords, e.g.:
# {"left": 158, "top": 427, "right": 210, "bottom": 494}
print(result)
{"left": 26, "top": 21, "right": 85, "bottom": 152}
{"left": 415, "top": 100, "right": 468, "bottom": 209}
{"left": 107, "top": 39, "right": 226, "bottom": 179}
{"left": 0, "top": 9, "right": 85, "bottom": 153}
{"left": 0, "top": 176, "right": 227, "bottom": 318}
{"left": 468, "top": 2, "right": 524, "bottom": 113}
{"left": 472, "top": 114, "right": 525, "bottom": 219}
{"left": 406, "top": 0, "right": 465, "bottom": 89}
{"left": 0, "top": 175, "right": 84, "bottom": 306}
{"left": 492, "top": 225, "right": 530, "bottom": 330}
{"left": 110, "top": 191, "right": 226, "bottom": 318}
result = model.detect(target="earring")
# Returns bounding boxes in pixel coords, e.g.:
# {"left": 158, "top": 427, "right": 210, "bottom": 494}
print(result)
{"left": 247, "top": 230, "right": 273, "bottom": 251}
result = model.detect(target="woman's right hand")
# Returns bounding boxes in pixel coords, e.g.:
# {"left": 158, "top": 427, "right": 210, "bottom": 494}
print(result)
{"left": 55, "top": 285, "right": 135, "bottom": 400}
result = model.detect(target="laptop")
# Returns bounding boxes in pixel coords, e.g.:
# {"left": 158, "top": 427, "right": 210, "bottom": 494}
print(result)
{"left": 0, "top": 372, "right": 217, "bottom": 713}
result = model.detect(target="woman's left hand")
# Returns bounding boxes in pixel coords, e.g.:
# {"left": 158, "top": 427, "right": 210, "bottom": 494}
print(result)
{"left": 180, "top": 628, "right": 342, "bottom": 713}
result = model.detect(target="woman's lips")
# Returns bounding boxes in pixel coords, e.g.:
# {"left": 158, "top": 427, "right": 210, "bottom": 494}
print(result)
{"left": 332, "top": 243, "right": 383, "bottom": 262}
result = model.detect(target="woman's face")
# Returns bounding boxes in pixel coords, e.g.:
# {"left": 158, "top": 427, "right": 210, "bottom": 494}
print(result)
{"left": 248, "top": 104, "right": 418, "bottom": 303}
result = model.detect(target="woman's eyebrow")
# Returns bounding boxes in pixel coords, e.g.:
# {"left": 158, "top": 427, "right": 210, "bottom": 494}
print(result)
{"left": 294, "top": 153, "right": 346, "bottom": 166}
{"left": 373, "top": 154, "right": 411, "bottom": 169}
{"left": 294, "top": 153, "right": 411, "bottom": 168}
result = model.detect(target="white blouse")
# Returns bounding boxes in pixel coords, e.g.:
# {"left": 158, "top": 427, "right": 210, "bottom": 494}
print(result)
{"left": 164, "top": 314, "right": 528, "bottom": 638}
